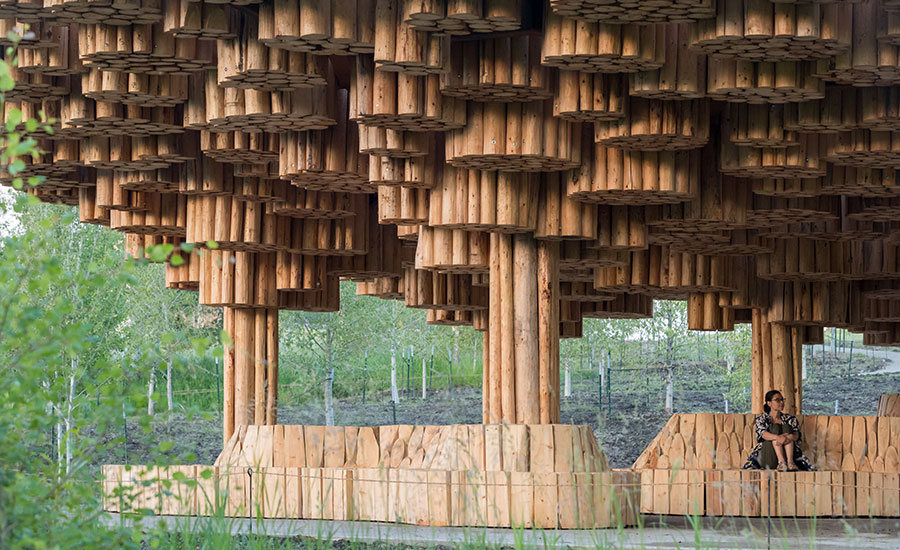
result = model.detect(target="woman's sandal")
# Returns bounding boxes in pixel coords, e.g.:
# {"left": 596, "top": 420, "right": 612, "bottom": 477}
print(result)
{"left": 787, "top": 463, "right": 799, "bottom": 472}
{"left": 776, "top": 462, "right": 788, "bottom": 472}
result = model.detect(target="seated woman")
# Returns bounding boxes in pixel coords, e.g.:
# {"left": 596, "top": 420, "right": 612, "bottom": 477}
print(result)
{"left": 742, "top": 390, "right": 813, "bottom": 472}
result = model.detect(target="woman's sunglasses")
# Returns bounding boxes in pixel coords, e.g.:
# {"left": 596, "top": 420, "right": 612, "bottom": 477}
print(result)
{"left": 770, "top": 397, "right": 785, "bottom": 402}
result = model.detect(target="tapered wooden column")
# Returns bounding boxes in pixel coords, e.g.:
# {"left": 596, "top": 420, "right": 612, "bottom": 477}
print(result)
{"left": 751, "top": 308, "right": 802, "bottom": 415}
{"left": 222, "top": 307, "right": 279, "bottom": 444}
{"left": 484, "top": 234, "right": 559, "bottom": 424}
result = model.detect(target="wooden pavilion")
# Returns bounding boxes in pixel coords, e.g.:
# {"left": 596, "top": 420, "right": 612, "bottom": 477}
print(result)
{"left": 3, "top": 0, "right": 900, "bottom": 526}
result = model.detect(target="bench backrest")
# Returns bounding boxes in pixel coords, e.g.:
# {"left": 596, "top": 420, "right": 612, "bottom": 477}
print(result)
{"left": 633, "top": 413, "right": 900, "bottom": 472}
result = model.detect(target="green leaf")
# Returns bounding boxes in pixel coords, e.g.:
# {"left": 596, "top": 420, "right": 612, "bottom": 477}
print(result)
{"left": 0, "top": 74, "right": 15, "bottom": 92}
{"left": 169, "top": 253, "right": 184, "bottom": 267}
{"left": 158, "top": 441, "right": 174, "bottom": 452}
{"left": 220, "top": 329, "right": 232, "bottom": 347}
{"left": 25, "top": 118, "right": 37, "bottom": 132}
{"left": 5, "top": 108, "right": 22, "bottom": 132}
{"left": 8, "top": 159, "right": 25, "bottom": 175}
{"left": 206, "top": 240, "right": 218, "bottom": 249}
{"left": 199, "top": 468, "right": 214, "bottom": 480}
{"left": 11, "top": 177, "right": 22, "bottom": 189}
{"left": 178, "top": 242, "right": 195, "bottom": 253}
{"left": 146, "top": 245, "right": 169, "bottom": 263}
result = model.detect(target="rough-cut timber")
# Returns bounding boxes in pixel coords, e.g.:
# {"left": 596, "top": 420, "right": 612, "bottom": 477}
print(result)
{"left": 6, "top": 0, "right": 900, "bottom": 527}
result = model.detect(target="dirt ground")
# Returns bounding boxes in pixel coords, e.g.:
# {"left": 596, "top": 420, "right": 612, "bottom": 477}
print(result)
{"left": 102, "top": 358, "right": 900, "bottom": 470}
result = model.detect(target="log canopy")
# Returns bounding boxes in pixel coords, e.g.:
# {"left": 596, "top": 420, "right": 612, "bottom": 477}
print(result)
{"left": 8, "top": 0, "right": 900, "bottom": 438}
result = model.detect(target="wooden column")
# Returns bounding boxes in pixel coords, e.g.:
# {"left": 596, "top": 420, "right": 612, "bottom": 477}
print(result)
{"left": 751, "top": 309, "right": 802, "bottom": 415}
{"left": 484, "top": 234, "right": 559, "bottom": 424}
{"left": 223, "top": 306, "right": 279, "bottom": 444}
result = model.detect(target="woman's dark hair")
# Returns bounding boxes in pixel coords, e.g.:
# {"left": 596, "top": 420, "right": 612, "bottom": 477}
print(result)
{"left": 763, "top": 390, "right": 782, "bottom": 414}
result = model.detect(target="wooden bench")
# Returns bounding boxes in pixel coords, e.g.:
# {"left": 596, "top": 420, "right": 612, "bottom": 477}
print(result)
{"left": 633, "top": 413, "right": 900, "bottom": 517}
{"left": 102, "top": 424, "right": 640, "bottom": 529}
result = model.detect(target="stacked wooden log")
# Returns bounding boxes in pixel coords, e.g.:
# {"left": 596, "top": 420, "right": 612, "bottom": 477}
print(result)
{"left": 823, "top": 130, "right": 900, "bottom": 168}
{"left": 726, "top": 104, "right": 798, "bottom": 148}
{"left": 594, "top": 98, "right": 710, "bottom": 151}
{"left": 593, "top": 205, "right": 651, "bottom": 250}
{"left": 0, "top": 1, "right": 44, "bottom": 21}
{"left": 445, "top": 101, "right": 582, "bottom": 171}
{"left": 401, "top": 0, "right": 522, "bottom": 35}
{"left": 441, "top": 36, "right": 550, "bottom": 102}
{"left": 278, "top": 91, "right": 371, "bottom": 192}
{"left": 567, "top": 144, "right": 700, "bottom": 205}
{"left": 185, "top": 69, "right": 336, "bottom": 132}
{"left": 81, "top": 69, "right": 187, "bottom": 106}
{"left": 350, "top": 57, "right": 465, "bottom": 130}
{"left": 15, "top": 21, "right": 82, "bottom": 75}
{"left": 256, "top": 0, "right": 375, "bottom": 55}
{"left": 46, "top": 0, "right": 163, "bottom": 25}
{"left": 218, "top": 11, "right": 330, "bottom": 90}
{"left": 554, "top": 72, "right": 626, "bottom": 122}
{"left": 593, "top": 246, "right": 734, "bottom": 297}
{"left": 814, "top": 1, "right": 900, "bottom": 85}
{"left": 374, "top": 0, "right": 448, "bottom": 74}
{"left": 358, "top": 127, "right": 431, "bottom": 157}
{"left": 691, "top": 1, "right": 851, "bottom": 61}
{"left": 720, "top": 134, "right": 827, "bottom": 178}
{"left": 368, "top": 152, "right": 442, "bottom": 188}
{"left": 428, "top": 167, "right": 539, "bottom": 233}
{"left": 163, "top": 0, "right": 237, "bottom": 41}
{"left": 416, "top": 226, "right": 489, "bottom": 274}
{"left": 580, "top": 293, "right": 654, "bottom": 319}
{"left": 630, "top": 24, "right": 706, "bottom": 100}
{"left": 705, "top": 59, "right": 826, "bottom": 103}
{"left": 269, "top": 185, "right": 359, "bottom": 219}
{"left": 541, "top": 11, "right": 666, "bottom": 73}
{"left": 78, "top": 23, "right": 216, "bottom": 73}
{"left": 550, "top": 0, "right": 715, "bottom": 23}
{"left": 377, "top": 184, "right": 427, "bottom": 224}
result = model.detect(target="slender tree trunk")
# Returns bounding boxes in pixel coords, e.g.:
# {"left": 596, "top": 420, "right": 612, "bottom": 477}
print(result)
{"left": 472, "top": 341, "right": 477, "bottom": 372}
{"left": 665, "top": 366, "right": 674, "bottom": 415}
{"left": 452, "top": 327, "right": 460, "bottom": 375}
{"left": 56, "top": 422, "right": 63, "bottom": 477}
{"left": 421, "top": 358, "right": 427, "bottom": 399}
{"left": 324, "top": 368, "right": 335, "bottom": 426}
{"left": 166, "top": 359, "right": 174, "bottom": 412}
{"left": 324, "top": 329, "right": 335, "bottom": 425}
{"left": 390, "top": 346, "right": 399, "bottom": 404}
{"left": 66, "top": 371, "right": 75, "bottom": 474}
{"left": 148, "top": 366, "right": 155, "bottom": 416}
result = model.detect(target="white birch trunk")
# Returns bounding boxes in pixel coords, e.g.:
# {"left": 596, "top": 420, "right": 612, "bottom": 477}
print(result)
{"left": 421, "top": 358, "right": 427, "bottom": 399}
{"left": 324, "top": 368, "right": 335, "bottom": 426}
{"left": 390, "top": 348, "right": 399, "bottom": 404}
{"left": 564, "top": 360, "right": 571, "bottom": 398}
{"left": 452, "top": 327, "right": 460, "bottom": 375}
{"left": 148, "top": 367, "right": 156, "bottom": 416}
{"left": 56, "top": 422, "right": 63, "bottom": 477}
{"left": 166, "top": 359, "right": 174, "bottom": 412}
{"left": 66, "top": 372, "right": 75, "bottom": 474}
{"left": 665, "top": 366, "right": 674, "bottom": 415}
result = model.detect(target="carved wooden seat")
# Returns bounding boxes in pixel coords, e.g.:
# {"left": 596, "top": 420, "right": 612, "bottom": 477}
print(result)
{"left": 634, "top": 413, "right": 900, "bottom": 517}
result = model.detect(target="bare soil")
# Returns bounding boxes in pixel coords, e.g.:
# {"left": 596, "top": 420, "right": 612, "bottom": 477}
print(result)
{"left": 100, "top": 353, "right": 900, "bottom": 470}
